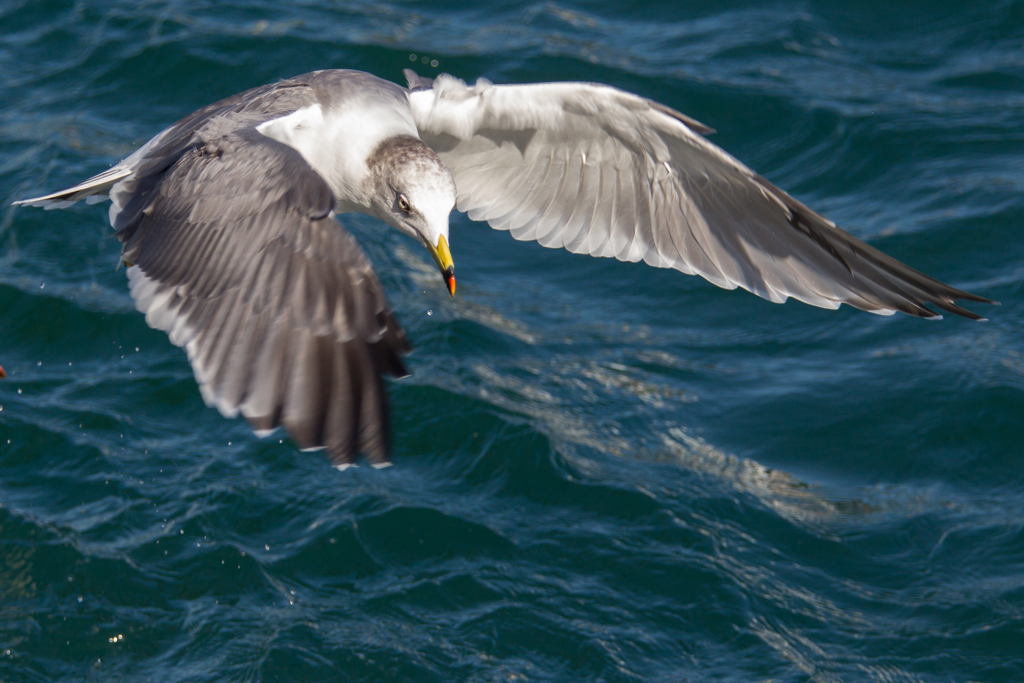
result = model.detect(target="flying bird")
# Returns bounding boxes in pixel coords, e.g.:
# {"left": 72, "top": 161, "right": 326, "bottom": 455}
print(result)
{"left": 15, "top": 69, "right": 994, "bottom": 467}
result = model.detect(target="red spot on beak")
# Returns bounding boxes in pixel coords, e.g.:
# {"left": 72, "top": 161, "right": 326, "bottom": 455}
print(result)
{"left": 446, "top": 274, "right": 456, "bottom": 298}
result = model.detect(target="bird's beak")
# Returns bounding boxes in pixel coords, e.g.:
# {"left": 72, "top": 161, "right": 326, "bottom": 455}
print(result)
{"left": 426, "top": 234, "right": 456, "bottom": 297}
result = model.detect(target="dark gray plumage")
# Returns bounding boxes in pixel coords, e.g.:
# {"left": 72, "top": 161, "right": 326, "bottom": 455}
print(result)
{"left": 83, "top": 77, "right": 408, "bottom": 466}
{"left": 122, "top": 128, "right": 408, "bottom": 464}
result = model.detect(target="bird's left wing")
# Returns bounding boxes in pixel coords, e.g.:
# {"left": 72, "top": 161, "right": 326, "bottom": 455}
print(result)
{"left": 408, "top": 71, "right": 992, "bottom": 319}
{"left": 114, "top": 125, "right": 410, "bottom": 466}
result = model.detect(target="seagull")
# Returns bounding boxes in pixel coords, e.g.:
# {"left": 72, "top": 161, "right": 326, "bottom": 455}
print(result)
{"left": 15, "top": 68, "right": 994, "bottom": 467}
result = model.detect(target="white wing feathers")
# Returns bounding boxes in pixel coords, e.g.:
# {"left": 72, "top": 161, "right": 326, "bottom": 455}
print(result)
{"left": 409, "top": 72, "right": 991, "bottom": 320}
{"left": 13, "top": 165, "right": 134, "bottom": 209}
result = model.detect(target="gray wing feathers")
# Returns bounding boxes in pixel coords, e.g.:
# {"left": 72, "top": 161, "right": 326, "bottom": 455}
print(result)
{"left": 118, "top": 120, "right": 408, "bottom": 465}
{"left": 413, "top": 75, "right": 992, "bottom": 319}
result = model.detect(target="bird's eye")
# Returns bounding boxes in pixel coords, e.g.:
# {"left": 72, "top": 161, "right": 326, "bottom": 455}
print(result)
{"left": 398, "top": 195, "right": 411, "bottom": 213}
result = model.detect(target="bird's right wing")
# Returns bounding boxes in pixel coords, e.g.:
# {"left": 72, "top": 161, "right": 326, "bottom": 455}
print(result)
{"left": 114, "top": 125, "right": 409, "bottom": 466}
{"left": 409, "top": 72, "right": 993, "bottom": 320}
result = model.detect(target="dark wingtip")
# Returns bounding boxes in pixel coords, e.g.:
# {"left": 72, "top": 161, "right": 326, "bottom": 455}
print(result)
{"left": 947, "top": 306, "right": 986, "bottom": 322}
{"left": 920, "top": 297, "right": 991, "bottom": 321}
{"left": 935, "top": 288, "right": 997, "bottom": 320}
{"left": 948, "top": 288, "right": 998, "bottom": 305}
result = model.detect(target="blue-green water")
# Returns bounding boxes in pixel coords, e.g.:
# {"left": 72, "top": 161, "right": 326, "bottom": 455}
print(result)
{"left": 2, "top": 1, "right": 1022, "bottom": 680}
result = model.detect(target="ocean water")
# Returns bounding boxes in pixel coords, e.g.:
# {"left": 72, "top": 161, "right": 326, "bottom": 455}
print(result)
{"left": 1, "top": 0, "right": 1022, "bottom": 680}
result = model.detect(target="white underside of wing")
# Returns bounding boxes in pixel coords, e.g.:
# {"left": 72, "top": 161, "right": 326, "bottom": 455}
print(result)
{"left": 412, "top": 75, "right": 909, "bottom": 316}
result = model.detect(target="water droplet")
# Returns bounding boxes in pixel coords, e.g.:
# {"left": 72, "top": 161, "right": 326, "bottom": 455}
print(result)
{"left": 77, "top": 596, "right": 83, "bottom": 603}
{"left": 36, "top": 361, "right": 41, "bottom": 366}
{"left": 421, "top": 56, "right": 429, "bottom": 64}
{"left": 17, "top": 389, "right": 21, "bottom": 394}
{"left": 430, "top": 60, "right": 438, "bottom": 67}
{"left": 265, "top": 544, "right": 270, "bottom": 551}
{"left": 39, "top": 282, "right": 45, "bottom": 289}
{"left": 427, "top": 309, "right": 433, "bottom": 316}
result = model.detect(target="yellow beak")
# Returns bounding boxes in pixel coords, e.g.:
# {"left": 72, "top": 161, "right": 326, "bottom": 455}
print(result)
{"left": 426, "top": 234, "right": 456, "bottom": 297}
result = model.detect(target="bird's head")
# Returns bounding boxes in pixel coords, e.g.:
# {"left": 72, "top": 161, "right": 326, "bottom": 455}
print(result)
{"left": 366, "top": 135, "right": 457, "bottom": 297}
